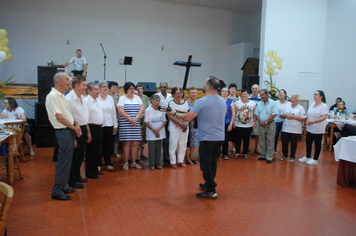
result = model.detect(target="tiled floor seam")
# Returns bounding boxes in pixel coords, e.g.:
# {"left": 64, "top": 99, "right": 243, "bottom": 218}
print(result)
{"left": 79, "top": 189, "right": 89, "bottom": 236}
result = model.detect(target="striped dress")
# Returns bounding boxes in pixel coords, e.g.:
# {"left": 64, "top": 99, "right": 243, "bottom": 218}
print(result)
{"left": 117, "top": 95, "right": 142, "bottom": 141}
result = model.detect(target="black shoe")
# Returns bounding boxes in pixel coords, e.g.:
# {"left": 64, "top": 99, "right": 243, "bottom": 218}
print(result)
{"left": 266, "top": 160, "right": 272, "bottom": 164}
{"left": 199, "top": 183, "right": 206, "bottom": 191}
{"left": 87, "top": 174, "right": 99, "bottom": 179}
{"left": 258, "top": 157, "right": 266, "bottom": 161}
{"left": 68, "top": 182, "right": 84, "bottom": 189}
{"left": 96, "top": 171, "right": 104, "bottom": 175}
{"left": 63, "top": 187, "right": 75, "bottom": 194}
{"left": 52, "top": 192, "right": 71, "bottom": 201}
{"left": 78, "top": 178, "right": 88, "bottom": 183}
{"left": 196, "top": 191, "right": 217, "bottom": 199}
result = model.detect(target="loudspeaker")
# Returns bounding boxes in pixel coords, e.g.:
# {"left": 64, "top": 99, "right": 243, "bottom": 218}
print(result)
{"left": 218, "top": 80, "right": 226, "bottom": 93}
{"left": 138, "top": 82, "right": 157, "bottom": 97}
{"left": 36, "top": 125, "right": 55, "bottom": 147}
{"left": 241, "top": 75, "right": 259, "bottom": 93}
{"left": 37, "top": 66, "right": 65, "bottom": 103}
{"left": 35, "top": 103, "right": 50, "bottom": 125}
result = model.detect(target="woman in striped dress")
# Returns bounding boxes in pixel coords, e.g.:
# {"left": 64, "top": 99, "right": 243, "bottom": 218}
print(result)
{"left": 117, "top": 82, "right": 145, "bottom": 170}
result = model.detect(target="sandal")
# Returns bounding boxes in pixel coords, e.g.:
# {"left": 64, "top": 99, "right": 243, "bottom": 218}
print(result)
{"left": 150, "top": 166, "right": 155, "bottom": 170}
{"left": 178, "top": 162, "right": 186, "bottom": 167}
{"left": 243, "top": 155, "right": 249, "bottom": 159}
{"left": 186, "top": 160, "right": 194, "bottom": 165}
{"left": 123, "top": 163, "right": 129, "bottom": 171}
{"left": 223, "top": 155, "right": 229, "bottom": 160}
{"left": 156, "top": 165, "right": 162, "bottom": 170}
{"left": 131, "top": 163, "right": 142, "bottom": 169}
{"left": 106, "top": 165, "right": 114, "bottom": 171}
{"left": 234, "top": 154, "right": 240, "bottom": 159}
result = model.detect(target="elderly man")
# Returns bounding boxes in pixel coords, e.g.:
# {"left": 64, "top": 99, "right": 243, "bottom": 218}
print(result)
{"left": 63, "top": 49, "right": 88, "bottom": 78}
{"left": 84, "top": 82, "right": 104, "bottom": 179}
{"left": 249, "top": 84, "right": 262, "bottom": 154}
{"left": 254, "top": 89, "right": 277, "bottom": 164}
{"left": 168, "top": 76, "right": 226, "bottom": 199}
{"left": 66, "top": 76, "right": 91, "bottom": 189}
{"left": 46, "top": 72, "right": 81, "bottom": 200}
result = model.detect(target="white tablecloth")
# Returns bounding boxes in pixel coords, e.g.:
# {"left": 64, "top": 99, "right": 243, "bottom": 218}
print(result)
{"left": 334, "top": 137, "right": 356, "bottom": 163}
{"left": 326, "top": 119, "right": 356, "bottom": 131}
{"left": 0, "top": 119, "right": 21, "bottom": 141}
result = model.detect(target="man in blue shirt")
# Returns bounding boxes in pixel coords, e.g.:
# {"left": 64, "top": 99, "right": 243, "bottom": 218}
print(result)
{"left": 249, "top": 84, "right": 262, "bottom": 154}
{"left": 254, "top": 89, "right": 278, "bottom": 163}
{"left": 168, "top": 76, "right": 226, "bottom": 199}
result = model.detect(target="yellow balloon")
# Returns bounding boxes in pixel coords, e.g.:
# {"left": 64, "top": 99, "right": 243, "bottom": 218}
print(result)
{"left": 0, "top": 45, "right": 3, "bottom": 51}
{"left": 272, "top": 50, "right": 277, "bottom": 58}
{"left": 3, "top": 46, "right": 10, "bottom": 55}
{"left": 0, "top": 29, "right": 7, "bottom": 40}
{"left": 4, "top": 52, "right": 13, "bottom": 61}
{"left": 275, "top": 57, "right": 281, "bottom": 64}
{"left": 1, "top": 38, "right": 9, "bottom": 47}
{"left": 267, "top": 63, "right": 272, "bottom": 69}
{"left": 279, "top": 57, "right": 283, "bottom": 63}
{"left": 268, "top": 51, "right": 272, "bottom": 58}
{"left": 277, "top": 64, "right": 282, "bottom": 70}
{"left": 268, "top": 69, "right": 273, "bottom": 75}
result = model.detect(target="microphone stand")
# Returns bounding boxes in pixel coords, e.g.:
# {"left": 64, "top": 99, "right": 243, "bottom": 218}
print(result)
{"left": 100, "top": 43, "right": 107, "bottom": 80}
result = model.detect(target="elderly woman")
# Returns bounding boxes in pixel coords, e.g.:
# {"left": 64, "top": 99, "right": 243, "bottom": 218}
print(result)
{"left": 136, "top": 84, "right": 149, "bottom": 162}
{"left": 299, "top": 90, "right": 328, "bottom": 165}
{"left": 274, "top": 89, "right": 290, "bottom": 154}
{"left": 280, "top": 95, "right": 306, "bottom": 162}
{"left": 108, "top": 81, "right": 121, "bottom": 158}
{"left": 220, "top": 87, "right": 236, "bottom": 160}
{"left": 117, "top": 82, "right": 145, "bottom": 170}
{"left": 167, "top": 87, "right": 189, "bottom": 168}
{"left": 97, "top": 80, "right": 118, "bottom": 171}
{"left": 185, "top": 87, "right": 199, "bottom": 164}
{"left": 0, "top": 97, "right": 35, "bottom": 155}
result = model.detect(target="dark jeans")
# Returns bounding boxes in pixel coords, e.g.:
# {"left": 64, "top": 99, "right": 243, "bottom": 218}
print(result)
{"left": 148, "top": 140, "right": 163, "bottom": 168}
{"left": 69, "top": 125, "right": 87, "bottom": 185}
{"left": 341, "top": 123, "right": 356, "bottom": 137}
{"left": 306, "top": 131, "right": 323, "bottom": 160}
{"left": 281, "top": 132, "right": 300, "bottom": 159}
{"left": 102, "top": 126, "right": 113, "bottom": 166}
{"left": 234, "top": 126, "right": 253, "bottom": 154}
{"left": 163, "top": 124, "right": 170, "bottom": 162}
{"left": 274, "top": 121, "right": 283, "bottom": 152}
{"left": 222, "top": 125, "right": 232, "bottom": 156}
{"left": 86, "top": 124, "right": 103, "bottom": 176}
{"left": 199, "top": 141, "right": 223, "bottom": 193}
{"left": 52, "top": 128, "right": 75, "bottom": 196}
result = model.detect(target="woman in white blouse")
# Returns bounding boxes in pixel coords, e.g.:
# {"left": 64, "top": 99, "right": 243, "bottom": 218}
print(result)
{"left": 274, "top": 89, "right": 290, "bottom": 154}
{"left": 299, "top": 90, "right": 328, "bottom": 165}
{"left": 97, "top": 81, "right": 118, "bottom": 171}
{"left": 280, "top": 95, "right": 306, "bottom": 162}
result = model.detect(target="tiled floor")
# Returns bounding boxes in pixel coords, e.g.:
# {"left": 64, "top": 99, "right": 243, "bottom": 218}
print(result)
{"left": 4, "top": 140, "right": 356, "bottom": 236}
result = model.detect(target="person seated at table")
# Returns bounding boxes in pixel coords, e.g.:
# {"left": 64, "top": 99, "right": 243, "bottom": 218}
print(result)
{"left": 341, "top": 123, "right": 356, "bottom": 137}
{"left": 332, "top": 101, "right": 349, "bottom": 119}
{"left": 0, "top": 97, "right": 35, "bottom": 155}
{"left": 329, "top": 97, "right": 342, "bottom": 111}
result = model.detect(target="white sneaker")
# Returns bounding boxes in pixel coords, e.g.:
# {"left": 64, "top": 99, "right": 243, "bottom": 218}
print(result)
{"left": 298, "top": 156, "right": 310, "bottom": 162}
{"left": 306, "top": 159, "right": 318, "bottom": 165}
{"left": 115, "top": 153, "right": 121, "bottom": 158}
{"left": 30, "top": 150, "right": 35, "bottom": 156}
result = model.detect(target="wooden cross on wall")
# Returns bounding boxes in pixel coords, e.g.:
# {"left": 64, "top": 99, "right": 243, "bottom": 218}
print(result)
{"left": 173, "top": 55, "right": 202, "bottom": 90}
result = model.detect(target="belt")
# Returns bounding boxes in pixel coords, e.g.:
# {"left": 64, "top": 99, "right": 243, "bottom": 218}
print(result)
{"left": 89, "top": 123, "right": 102, "bottom": 127}
{"left": 56, "top": 127, "right": 70, "bottom": 131}
{"left": 267, "top": 120, "right": 275, "bottom": 125}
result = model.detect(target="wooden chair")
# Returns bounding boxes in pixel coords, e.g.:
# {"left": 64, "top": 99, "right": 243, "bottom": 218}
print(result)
{"left": 1, "top": 128, "right": 23, "bottom": 180}
{"left": 5, "top": 121, "right": 26, "bottom": 162}
{"left": 0, "top": 182, "right": 14, "bottom": 236}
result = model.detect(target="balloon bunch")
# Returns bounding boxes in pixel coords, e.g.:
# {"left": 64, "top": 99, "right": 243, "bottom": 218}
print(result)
{"left": 0, "top": 29, "right": 13, "bottom": 63}
{"left": 264, "top": 50, "right": 283, "bottom": 76}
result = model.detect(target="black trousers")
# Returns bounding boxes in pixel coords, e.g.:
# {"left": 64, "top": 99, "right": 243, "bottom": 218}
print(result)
{"left": 68, "top": 125, "right": 87, "bottom": 185}
{"left": 234, "top": 126, "right": 253, "bottom": 154}
{"left": 341, "top": 123, "right": 356, "bottom": 137}
{"left": 199, "top": 141, "right": 223, "bottom": 193}
{"left": 222, "top": 125, "right": 232, "bottom": 156}
{"left": 306, "top": 131, "right": 323, "bottom": 160}
{"left": 163, "top": 124, "right": 170, "bottom": 162}
{"left": 281, "top": 132, "right": 300, "bottom": 159}
{"left": 86, "top": 124, "right": 103, "bottom": 176}
{"left": 102, "top": 126, "right": 113, "bottom": 166}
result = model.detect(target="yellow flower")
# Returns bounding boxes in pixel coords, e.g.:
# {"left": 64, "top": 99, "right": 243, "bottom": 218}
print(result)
{"left": 0, "top": 82, "right": 3, "bottom": 87}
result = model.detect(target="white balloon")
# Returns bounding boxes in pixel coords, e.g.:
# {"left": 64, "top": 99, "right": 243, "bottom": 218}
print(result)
{"left": 273, "top": 69, "right": 280, "bottom": 75}
{"left": 0, "top": 51, "right": 6, "bottom": 63}
{"left": 269, "top": 58, "right": 274, "bottom": 63}
{"left": 271, "top": 63, "right": 277, "bottom": 69}
{"left": 265, "top": 58, "right": 269, "bottom": 63}
{"left": 264, "top": 68, "right": 268, "bottom": 75}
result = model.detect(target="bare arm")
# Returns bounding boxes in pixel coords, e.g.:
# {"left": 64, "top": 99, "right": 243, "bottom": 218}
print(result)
{"left": 168, "top": 108, "right": 198, "bottom": 123}
{"left": 228, "top": 103, "right": 236, "bottom": 131}
{"left": 55, "top": 113, "right": 81, "bottom": 137}
{"left": 63, "top": 61, "right": 71, "bottom": 67}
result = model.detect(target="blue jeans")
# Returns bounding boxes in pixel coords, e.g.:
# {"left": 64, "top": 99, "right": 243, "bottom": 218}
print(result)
{"left": 274, "top": 122, "right": 283, "bottom": 152}
{"left": 52, "top": 128, "right": 75, "bottom": 196}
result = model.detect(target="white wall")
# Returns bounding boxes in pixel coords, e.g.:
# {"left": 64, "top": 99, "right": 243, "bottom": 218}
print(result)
{"left": 322, "top": 0, "right": 356, "bottom": 110}
{"left": 0, "top": 0, "right": 257, "bottom": 89}
{"left": 259, "top": 0, "right": 328, "bottom": 103}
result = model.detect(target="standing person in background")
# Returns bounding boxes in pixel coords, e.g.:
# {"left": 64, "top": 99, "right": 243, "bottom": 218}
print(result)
{"left": 249, "top": 84, "right": 262, "bottom": 154}
{"left": 233, "top": 89, "right": 256, "bottom": 159}
{"left": 299, "top": 90, "right": 328, "bottom": 165}
{"left": 108, "top": 81, "right": 121, "bottom": 158}
{"left": 220, "top": 87, "right": 236, "bottom": 160}
{"left": 63, "top": 49, "right": 88, "bottom": 79}
{"left": 136, "top": 84, "right": 149, "bottom": 161}
{"left": 186, "top": 87, "right": 200, "bottom": 164}
{"left": 255, "top": 89, "right": 277, "bottom": 164}
{"left": 97, "top": 80, "right": 118, "bottom": 171}
{"left": 228, "top": 83, "right": 240, "bottom": 154}
{"left": 274, "top": 89, "right": 290, "bottom": 154}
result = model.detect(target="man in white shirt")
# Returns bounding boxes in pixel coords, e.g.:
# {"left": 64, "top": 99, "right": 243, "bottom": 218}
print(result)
{"left": 84, "top": 82, "right": 104, "bottom": 179}
{"left": 66, "top": 76, "right": 92, "bottom": 189}
{"left": 45, "top": 72, "right": 81, "bottom": 201}
{"left": 63, "top": 49, "right": 88, "bottom": 79}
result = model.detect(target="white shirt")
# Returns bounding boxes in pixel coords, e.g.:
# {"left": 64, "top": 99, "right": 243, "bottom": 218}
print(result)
{"left": 84, "top": 95, "right": 103, "bottom": 125}
{"left": 307, "top": 102, "right": 329, "bottom": 134}
{"left": 281, "top": 104, "right": 306, "bottom": 134}
{"left": 69, "top": 56, "right": 87, "bottom": 71}
{"left": 155, "top": 92, "right": 172, "bottom": 107}
{"left": 144, "top": 106, "right": 166, "bottom": 141}
{"left": 117, "top": 94, "right": 142, "bottom": 107}
{"left": 274, "top": 100, "right": 291, "bottom": 123}
{"left": 98, "top": 94, "right": 117, "bottom": 128}
{"left": 234, "top": 100, "right": 256, "bottom": 128}
{"left": 167, "top": 100, "right": 189, "bottom": 131}
{"left": 66, "top": 90, "right": 89, "bottom": 126}
{"left": 2, "top": 107, "right": 25, "bottom": 119}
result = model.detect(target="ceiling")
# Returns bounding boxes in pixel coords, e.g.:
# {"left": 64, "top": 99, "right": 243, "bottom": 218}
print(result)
{"left": 154, "top": 0, "right": 262, "bottom": 13}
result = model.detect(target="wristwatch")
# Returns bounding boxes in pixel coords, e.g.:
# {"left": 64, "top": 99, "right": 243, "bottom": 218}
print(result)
{"left": 174, "top": 111, "right": 178, "bottom": 117}
{"left": 265, "top": 121, "right": 268, "bottom": 125}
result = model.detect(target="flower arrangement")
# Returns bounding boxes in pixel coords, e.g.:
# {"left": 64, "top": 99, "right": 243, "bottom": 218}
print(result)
{"left": 264, "top": 50, "right": 283, "bottom": 101}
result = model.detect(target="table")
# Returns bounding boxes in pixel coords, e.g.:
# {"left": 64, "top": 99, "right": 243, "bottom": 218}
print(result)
{"left": 324, "top": 119, "right": 356, "bottom": 151}
{"left": 334, "top": 137, "right": 356, "bottom": 188}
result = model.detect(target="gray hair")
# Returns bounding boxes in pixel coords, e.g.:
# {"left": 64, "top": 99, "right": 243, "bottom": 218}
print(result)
{"left": 97, "top": 80, "right": 107, "bottom": 88}
{"left": 159, "top": 81, "right": 168, "bottom": 87}
{"left": 291, "top": 94, "right": 300, "bottom": 99}
{"left": 150, "top": 94, "right": 160, "bottom": 103}
{"left": 87, "top": 82, "right": 98, "bottom": 91}
{"left": 259, "top": 89, "right": 269, "bottom": 95}
{"left": 53, "top": 72, "right": 67, "bottom": 85}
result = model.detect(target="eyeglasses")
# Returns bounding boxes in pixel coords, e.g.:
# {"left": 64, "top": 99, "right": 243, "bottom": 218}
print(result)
{"left": 175, "top": 92, "right": 182, "bottom": 95}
